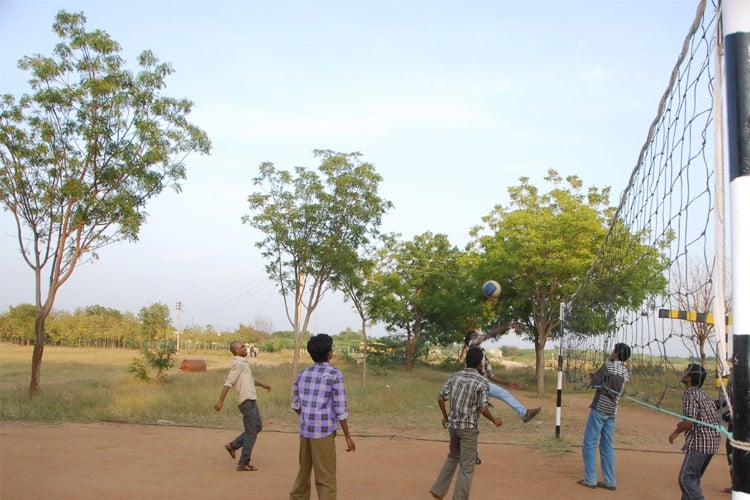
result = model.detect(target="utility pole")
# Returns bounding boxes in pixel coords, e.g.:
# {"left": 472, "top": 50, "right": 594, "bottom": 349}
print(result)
{"left": 176, "top": 302, "right": 182, "bottom": 352}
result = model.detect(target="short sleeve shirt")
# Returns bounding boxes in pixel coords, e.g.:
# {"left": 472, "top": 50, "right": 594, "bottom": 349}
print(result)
{"left": 440, "top": 368, "right": 490, "bottom": 430}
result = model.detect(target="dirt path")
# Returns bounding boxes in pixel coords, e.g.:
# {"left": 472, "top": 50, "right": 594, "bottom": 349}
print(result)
{"left": 0, "top": 398, "right": 732, "bottom": 499}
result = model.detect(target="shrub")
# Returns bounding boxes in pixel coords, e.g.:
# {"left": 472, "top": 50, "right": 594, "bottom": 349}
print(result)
{"left": 127, "top": 343, "right": 177, "bottom": 382}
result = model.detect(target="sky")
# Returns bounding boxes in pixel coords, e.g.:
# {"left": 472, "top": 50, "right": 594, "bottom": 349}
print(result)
{"left": 0, "top": 0, "right": 703, "bottom": 347}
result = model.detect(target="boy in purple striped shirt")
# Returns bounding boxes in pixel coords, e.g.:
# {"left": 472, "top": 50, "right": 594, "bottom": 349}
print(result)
{"left": 290, "top": 334, "right": 355, "bottom": 500}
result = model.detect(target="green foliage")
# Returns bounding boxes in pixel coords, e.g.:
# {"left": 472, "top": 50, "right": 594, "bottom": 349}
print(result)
{"left": 368, "top": 232, "right": 471, "bottom": 369}
{"left": 127, "top": 358, "right": 149, "bottom": 381}
{"left": 243, "top": 149, "right": 392, "bottom": 377}
{"left": 466, "top": 169, "right": 666, "bottom": 394}
{"left": 138, "top": 303, "right": 173, "bottom": 344}
{"left": 0, "top": 10, "right": 210, "bottom": 394}
{"left": 0, "top": 304, "right": 36, "bottom": 344}
{"left": 128, "top": 343, "right": 177, "bottom": 382}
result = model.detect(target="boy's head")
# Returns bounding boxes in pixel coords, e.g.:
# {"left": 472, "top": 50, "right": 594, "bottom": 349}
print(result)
{"left": 611, "top": 343, "right": 631, "bottom": 362}
{"left": 464, "top": 331, "right": 477, "bottom": 346}
{"left": 307, "top": 334, "right": 333, "bottom": 363}
{"left": 465, "top": 346, "right": 484, "bottom": 369}
{"left": 683, "top": 363, "right": 707, "bottom": 388}
{"left": 230, "top": 340, "right": 247, "bottom": 357}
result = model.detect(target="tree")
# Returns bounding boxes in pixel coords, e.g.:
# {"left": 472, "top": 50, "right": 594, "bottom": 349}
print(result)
{"left": 243, "top": 150, "right": 392, "bottom": 381}
{"left": 671, "top": 259, "right": 733, "bottom": 362}
{"left": 0, "top": 11, "right": 210, "bottom": 396}
{"left": 340, "top": 250, "right": 379, "bottom": 386}
{"left": 368, "top": 232, "right": 468, "bottom": 370}
{"left": 138, "top": 302, "right": 173, "bottom": 345}
{"left": 469, "top": 170, "right": 667, "bottom": 394}
{"left": 0, "top": 304, "right": 37, "bottom": 345}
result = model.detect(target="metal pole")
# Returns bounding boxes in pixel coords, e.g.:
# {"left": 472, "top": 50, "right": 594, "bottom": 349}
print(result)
{"left": 556, "top": 302, "right": 565, "bottom": 438}
{"left": 723, "top": 0, "right": 750, "bottom": 495}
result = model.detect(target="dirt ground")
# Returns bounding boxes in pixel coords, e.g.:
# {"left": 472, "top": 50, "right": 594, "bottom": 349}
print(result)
{"left": 0, "top": 394, "right": 733, "bottom": 500}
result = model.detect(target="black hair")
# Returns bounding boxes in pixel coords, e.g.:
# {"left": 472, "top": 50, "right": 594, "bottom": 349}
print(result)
{"left": 465, "top": 346, "right": 483, "bottom": 369}
{"left": 307, "top": 334, "right": 333, "bottom": 363}
{"left": 464, "top": 331, "right": 476, "bottom": 346}
{"left": 613, "top": 343, "right": 631, "bottom": 362}
{"left": 685, "top": 363, "right": 707, "bottom": 388}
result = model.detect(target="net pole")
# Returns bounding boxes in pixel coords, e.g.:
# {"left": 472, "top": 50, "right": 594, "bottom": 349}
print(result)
{"left": 556, "top": 302, "right": 565, "bottom": 438}
{"left": 712, "top": 5, "right": 730, "bottom": 375}
{"left": 723, "top": 0, "right": 750, "bottom": 495}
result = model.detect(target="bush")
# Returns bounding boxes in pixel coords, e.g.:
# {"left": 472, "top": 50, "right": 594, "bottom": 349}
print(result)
{"left": 127, "top": 343, "right": 177, "bottom": 382}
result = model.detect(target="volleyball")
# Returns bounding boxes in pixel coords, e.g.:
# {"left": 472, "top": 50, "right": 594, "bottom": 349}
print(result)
{"left": 482, "top": 280, "right": 502, "bottom": 298}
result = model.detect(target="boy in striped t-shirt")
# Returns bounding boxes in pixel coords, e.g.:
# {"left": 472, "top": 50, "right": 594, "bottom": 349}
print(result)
{"left": 579, "top": 343, "right": 631, "bottom": 491}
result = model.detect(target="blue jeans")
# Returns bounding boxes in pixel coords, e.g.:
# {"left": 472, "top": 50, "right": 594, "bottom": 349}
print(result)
{"left": 582, "top": 408, "right": 616, "bottom": 486}
{"left": 488, "top": 382, "right": 526, "bottom": 418}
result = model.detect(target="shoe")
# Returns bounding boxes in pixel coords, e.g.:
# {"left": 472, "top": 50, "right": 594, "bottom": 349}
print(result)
{"left": 224, "top": 443, "right": 236, "bottom": 459}
{"left": 723, "top": 487, "right": 733, "bottom": 493}
{"left": 523, "top": 407, "right": 541, "bottom": 423}
{"left": 236, "top": 463, "right": 258, "bottom": 471}
{"left": 577, "top": 479, "right": 597, "bottom": 489}
{"left": 475, "top": 456, "right": 482, "bottom": 465}
{"left": 597, "top": 481, "right": 616, "bottom": 491}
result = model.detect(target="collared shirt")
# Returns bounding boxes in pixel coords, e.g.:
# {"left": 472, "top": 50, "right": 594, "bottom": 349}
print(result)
{"left": 292, "top": 362, "right": 349, "bottom": 439}
{"left": 440, "top": 367, "right": 490, "bottom": 430}
{"left": 466, "top": 333, "right": 495, "bottom": 379}
{"left": 682, "top": 386, "right": 721, "bottom": 455}
{"left": 224, "top": 356, "right": 257, "bottom": 404}
{"left": 590, "top": 361, "right": 629, "bottom": 416}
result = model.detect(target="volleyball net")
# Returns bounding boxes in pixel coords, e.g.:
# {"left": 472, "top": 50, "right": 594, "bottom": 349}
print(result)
{"left": 562, "top": 0, "right": 729, "bottom": 415}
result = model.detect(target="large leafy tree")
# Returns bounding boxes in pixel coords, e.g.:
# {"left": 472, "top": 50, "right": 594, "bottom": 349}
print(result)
{"left": 470, "top": 170, "right": 667, "bottom": 394}
{"left": 243, "top": 150, "right": 392, "bottom": 380}
{"left": 0, "top": 11, "right": 211, "bottom": 396}
{"left": 368, "top": 232, "right": 470, "bottom": 370}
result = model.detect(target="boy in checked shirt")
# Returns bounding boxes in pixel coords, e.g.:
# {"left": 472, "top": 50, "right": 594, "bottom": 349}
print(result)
{"left": 289, "top": 334, "right": 355, "bottom": 500}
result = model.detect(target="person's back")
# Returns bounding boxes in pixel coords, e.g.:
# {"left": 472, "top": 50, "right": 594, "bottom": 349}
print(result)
{"left": 430, "top": 346, "right": 502, "bottom": 500}
{"left": 290, "top": 334, "right": 355, "bottom": 500}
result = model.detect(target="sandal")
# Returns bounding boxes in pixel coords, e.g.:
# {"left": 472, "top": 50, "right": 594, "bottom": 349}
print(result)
{"left": 237, "top": 463, "right": 258, "bottom": 472}
{"left": 225, "top": 443, "right": 236, "bottom": 459}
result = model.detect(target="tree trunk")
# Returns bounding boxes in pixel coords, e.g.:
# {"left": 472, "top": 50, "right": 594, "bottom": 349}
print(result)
{"left": 361, "top": 317, "right": 368, "bottom": 388}
{"left": 535, "top": 343, "right": 545, "bottom": 396}
{"left": 29, "top": 314, "right": 48, "bottom": 397}
{"left": 406, "top": 338, "right": 414, "bottom": 372}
